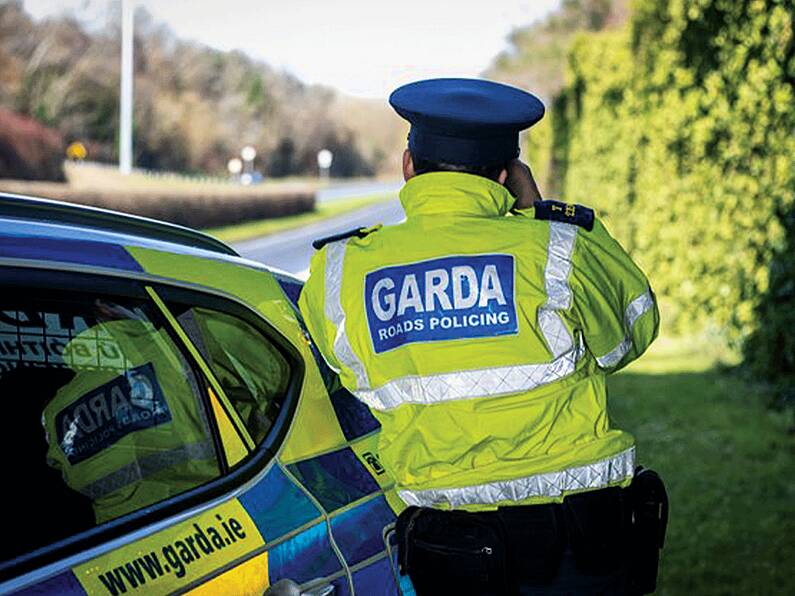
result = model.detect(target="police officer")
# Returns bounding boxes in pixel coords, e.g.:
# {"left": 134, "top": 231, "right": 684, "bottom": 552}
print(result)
{"left": 43, "top": 303, "right": 218, "bottom": 524}
{"left": 299, "top": 78, "right": 666, "bottom": 594}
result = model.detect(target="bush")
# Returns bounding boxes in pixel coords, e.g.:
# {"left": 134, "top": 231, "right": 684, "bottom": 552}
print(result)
{"left": 742, "top": 207, "right": 795, "bottom": 408}
{"left": 0, "top": 180, "right": 315, "bottom": 229}
{"left": 553, "top": 0, "right": 795, "bottom": 360}
{"left": 0, "top": 108, "right": 64, "bottom": 181}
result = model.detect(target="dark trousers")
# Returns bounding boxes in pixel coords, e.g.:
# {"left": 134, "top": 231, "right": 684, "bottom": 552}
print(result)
{"left": 398, "top": 487, "right": 636, "bottom": 596}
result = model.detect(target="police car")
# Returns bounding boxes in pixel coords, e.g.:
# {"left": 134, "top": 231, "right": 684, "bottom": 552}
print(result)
{"left": 0, "top": 193, "right": 413, "bottom": 596}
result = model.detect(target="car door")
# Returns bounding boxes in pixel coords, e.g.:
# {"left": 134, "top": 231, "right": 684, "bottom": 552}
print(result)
{"left": 274, "top": 275, "right": 417, "bottom": 596}
{"left": 0, "top": 266, "right": 349, "bottom": 595}
{"left": 154, "top": 284, "right": 352, "bottom": 595}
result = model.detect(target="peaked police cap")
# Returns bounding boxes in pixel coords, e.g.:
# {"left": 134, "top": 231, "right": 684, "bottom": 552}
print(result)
{"left": 389, "top": 78, "right": 545, "bottom": 167}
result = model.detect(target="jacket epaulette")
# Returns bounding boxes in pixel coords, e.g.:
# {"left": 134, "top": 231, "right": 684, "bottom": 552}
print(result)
{"left": 534, "top": 200, "right": 595, "bottom": 231}
{"left": 312, "top": 224, "right": 382, "bottom": 250}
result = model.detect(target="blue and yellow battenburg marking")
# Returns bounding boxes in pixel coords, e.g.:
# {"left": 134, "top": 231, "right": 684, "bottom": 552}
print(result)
{"left": 0, "top": 235, "right": 144, "bottom": 272}
{"left": 184, "top": 551, "right": 269, "bottom": 596}
{"left": 74, "top": 500, "right": 265, "bottom": 596}
{"left": 288, "top": 448, "right": 382, "bottom": 513}
{"left": 60, "top": 462, "right": 339, "bottom": 596}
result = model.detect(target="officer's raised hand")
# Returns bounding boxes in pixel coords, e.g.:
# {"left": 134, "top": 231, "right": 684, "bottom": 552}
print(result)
{"left": 504, "top": 158, "right": 543, "bottom": 209}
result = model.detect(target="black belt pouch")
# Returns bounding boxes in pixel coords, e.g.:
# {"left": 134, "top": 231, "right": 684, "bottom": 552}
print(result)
{"left": 629, "top": 468, "right": 669, "bottom": 594}
{"left": 396, "top": 506, "right": 509, "bottom": 595}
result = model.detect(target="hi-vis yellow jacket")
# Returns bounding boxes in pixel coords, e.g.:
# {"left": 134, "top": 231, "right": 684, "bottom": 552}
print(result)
{"left": 299, "top": 172, "right": 659, "bottom": 511}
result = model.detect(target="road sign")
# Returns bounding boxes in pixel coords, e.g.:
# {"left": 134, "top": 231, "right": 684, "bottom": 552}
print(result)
{"left": 228, "top": 158, "right": 243, "bottom": 175}
{"left": 241, "top": 146, "right": 257, "bottom": 162}
{"left": 66, "top": 142, "right": 87, "bottom": 161}
{"left": 317, "top": 149, "right": 333, "bottom": 169}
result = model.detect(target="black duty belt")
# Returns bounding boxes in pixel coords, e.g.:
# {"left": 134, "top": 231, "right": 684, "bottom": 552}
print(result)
{"left": 396, "top": 469, "right": 668, "bottom": 596}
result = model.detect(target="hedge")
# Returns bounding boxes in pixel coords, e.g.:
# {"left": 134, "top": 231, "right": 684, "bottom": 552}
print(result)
{"left": 548, "top": 0, "right": 794, "bottom": 379}
{"left": 0, "top": 180, "right": 316, "bottom": 229}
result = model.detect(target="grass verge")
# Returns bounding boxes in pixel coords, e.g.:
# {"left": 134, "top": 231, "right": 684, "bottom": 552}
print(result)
{"left": 204, "top": 193, "right": 394, "bottom": 243}
{"left": 611, "top": 336, "right": 794, "bottom": 594}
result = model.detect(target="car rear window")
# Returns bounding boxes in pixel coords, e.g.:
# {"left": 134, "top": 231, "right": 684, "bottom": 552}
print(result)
{"left": 172, "top": 305, "right": 291, "bottom": 445}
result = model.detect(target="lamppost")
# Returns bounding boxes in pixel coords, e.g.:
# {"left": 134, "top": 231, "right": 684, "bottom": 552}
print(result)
{"left": 119, "top": 0, "right": 134, "bottom": 174}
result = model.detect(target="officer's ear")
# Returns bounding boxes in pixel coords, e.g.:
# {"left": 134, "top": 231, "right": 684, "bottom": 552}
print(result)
{"left": 497, "top": 168, "right": 508, "bottom": 185}
{"left": 402, "top": 148, "right": 416, "bottom": 181}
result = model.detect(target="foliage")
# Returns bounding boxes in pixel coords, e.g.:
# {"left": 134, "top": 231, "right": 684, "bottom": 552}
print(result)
{"left": 0, "top": 172, "right": 315, "bottom": 229}
{"left": 487, "top": 0, "right": 629, "bottom": 100}
{"left": 487, "top": 0, "right": 629, "bottom": 192}
{"left": 742, "top": 207, "right": 795, "bottom": 408}
{"left": 552, "top": 0, "right": 794, "bottom": 363}
{"left": 0, "top": 107, "right": 64, "bottom": 181}
{"left": 0, "top": 1, "right": 401, "bottom": 179}
{"left": 522, "top": 114, "right": 553, "bottom": 194}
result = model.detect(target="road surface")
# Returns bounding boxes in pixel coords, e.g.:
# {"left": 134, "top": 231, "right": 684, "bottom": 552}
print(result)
{"left": 316, "top": 180, "right": 403, "bottom": 203}
{"left": 233, "top": 196, "right": 405, "bottom": 278}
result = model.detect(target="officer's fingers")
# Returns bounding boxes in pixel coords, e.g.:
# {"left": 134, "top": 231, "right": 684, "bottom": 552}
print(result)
{"left": 504, "top": 160, "right": 536, "bottom": 208}
{"left": 505, "top": 160, "right": 526, "bottom": 187}
{"left": 507, "top": 158, "right": 529, "bottom": 176}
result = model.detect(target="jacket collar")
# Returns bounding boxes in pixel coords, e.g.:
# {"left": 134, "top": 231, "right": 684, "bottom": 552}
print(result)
{"left": 398, "top": 172, "right": 516, "bottom": 219}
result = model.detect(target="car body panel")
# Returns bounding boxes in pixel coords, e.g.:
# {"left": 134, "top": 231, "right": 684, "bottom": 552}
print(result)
{"left": 0, "top": 194, "right": 414, "bottom": 595}
{"left": 71, "top": 498, "right": 267, "bottom": 595}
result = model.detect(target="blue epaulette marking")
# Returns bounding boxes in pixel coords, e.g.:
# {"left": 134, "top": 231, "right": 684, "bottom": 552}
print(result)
{"left": 534, "top": 200, "right": 594, "bottom": 231}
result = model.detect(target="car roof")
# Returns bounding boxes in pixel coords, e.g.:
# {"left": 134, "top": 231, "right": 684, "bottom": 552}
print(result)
{"left": 0, "top": 192, "right": 308, "bottom": 291}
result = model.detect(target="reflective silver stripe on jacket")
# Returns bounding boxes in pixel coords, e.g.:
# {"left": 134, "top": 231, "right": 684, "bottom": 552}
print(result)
{"left": 398, "top": 447, "right": 635, "bottom": 508}
{"left": 322, "top": 233, "right": 585, "bottom": 411}
{"left": 354, "top": 342, "right": 584, "bottom": 411}
{"left": 596, "top": 289, "right": 655, "bottom": 368}
{"left": 324, "top": 240, "right": 370, "bottom": 390}
{"left": 538, "top": 222, "right": 578, "bottom": 358}
{"left": 80, "top": 439, "right": 216, "bottom": 500}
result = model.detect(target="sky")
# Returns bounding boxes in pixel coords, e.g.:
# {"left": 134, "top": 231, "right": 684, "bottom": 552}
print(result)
{"left": 22, "top": 0, "right": 560, "bottom": 98}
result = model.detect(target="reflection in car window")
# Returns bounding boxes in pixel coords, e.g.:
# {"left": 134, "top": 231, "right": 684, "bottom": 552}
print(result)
{"left": 0, "top": 291, "right": 220, "bottom": 563}
{"left": 175, "top": 306, "right": 290, "bottom": 444}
